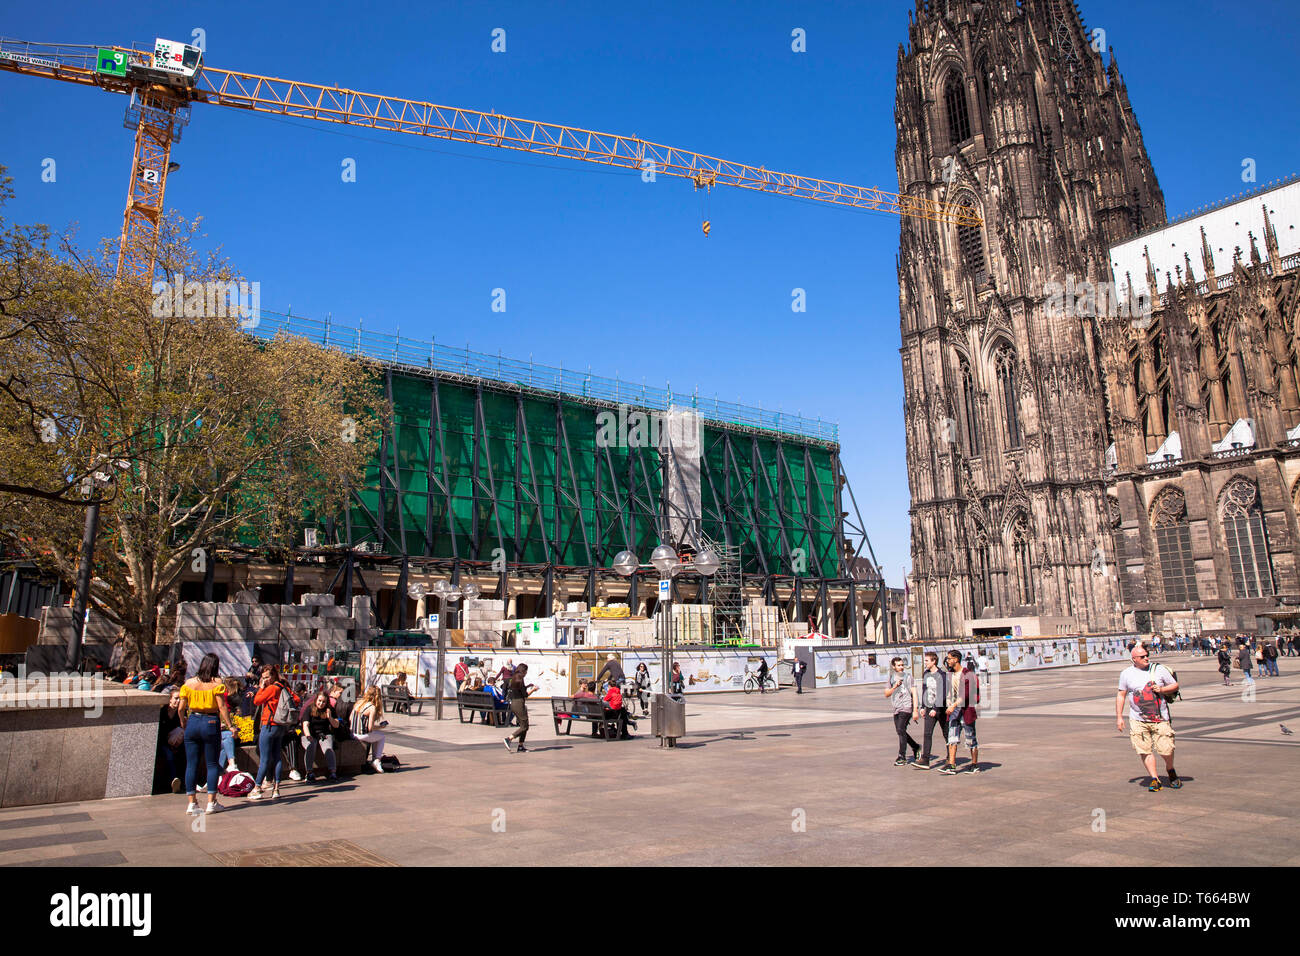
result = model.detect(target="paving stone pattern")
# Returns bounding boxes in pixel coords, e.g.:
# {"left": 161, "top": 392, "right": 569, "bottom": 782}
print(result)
{"left": 0, "top": 655, "right": 1295, "bottom": 866}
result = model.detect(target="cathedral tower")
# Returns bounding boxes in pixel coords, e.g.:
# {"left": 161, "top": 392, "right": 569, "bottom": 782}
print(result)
{"left": 896, "top": 0, "right": 1166, "bottom": 638}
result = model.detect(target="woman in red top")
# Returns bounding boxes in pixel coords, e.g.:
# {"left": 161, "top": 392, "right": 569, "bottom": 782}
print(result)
{"left": 250, "top": 664, "right": 293, "bottom": 800}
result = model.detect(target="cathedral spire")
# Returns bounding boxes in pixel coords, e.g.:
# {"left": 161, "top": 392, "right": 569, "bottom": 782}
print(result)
{"left": 1200, "top": 225, "right": 1216, "bottom": 282}
{"left": 1263, "top": 203, "right": 1282, "bottom": 270}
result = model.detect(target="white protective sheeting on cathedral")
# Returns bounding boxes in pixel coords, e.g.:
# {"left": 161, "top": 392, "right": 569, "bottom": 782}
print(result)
{"left": 1147, "top": 430, "right": 1181, "bottom": 464}
{"left": 1211, "top": 417, "right": 1256, "bottom": 452}
{"left": 1108, "top": 180, "right": 1300, "bottom": 300}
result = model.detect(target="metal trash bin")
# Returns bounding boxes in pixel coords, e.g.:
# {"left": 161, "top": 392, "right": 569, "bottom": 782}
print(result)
{"left": 651, "top": 692, "right": 686, "bottom": 746}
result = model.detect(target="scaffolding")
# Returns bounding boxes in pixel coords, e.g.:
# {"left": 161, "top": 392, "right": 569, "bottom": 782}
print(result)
{"left": 221, "top": 313, "right": 883, "bottom": 637}
{"left": 701, "top": 532, "right": 742, "bottom": 643}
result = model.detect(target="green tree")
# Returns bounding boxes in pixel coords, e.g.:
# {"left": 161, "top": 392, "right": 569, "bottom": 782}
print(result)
{"left": 0, "top": 167, "right": 385, "bottom": 663}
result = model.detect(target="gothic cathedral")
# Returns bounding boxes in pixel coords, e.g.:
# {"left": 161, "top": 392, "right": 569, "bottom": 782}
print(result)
{"left": 896, "top": 0, "right": 1166, "bottom": 638}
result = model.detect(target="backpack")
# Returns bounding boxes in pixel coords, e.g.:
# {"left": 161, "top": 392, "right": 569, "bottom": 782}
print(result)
{"left": 217, "top": 770, "right": 255, "bottom": 796}
{"left": 1154, "top": 664, "right": 1182, "bottom": 703}
{"left": 271, "top": 684, "right": 297, "bottom": 727}
{"left": 1132, "top": 664, "right": 1177, "bottom": 721}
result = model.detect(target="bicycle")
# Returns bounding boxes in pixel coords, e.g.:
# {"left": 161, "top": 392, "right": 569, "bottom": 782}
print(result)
{"left": 742, "top": 669, "right": 777, "bottom": 695}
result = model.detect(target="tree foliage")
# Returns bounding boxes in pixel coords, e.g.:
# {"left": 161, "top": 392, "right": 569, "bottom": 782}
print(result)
{"left": 0, "top": 167, "right": 385, "bottom": 660}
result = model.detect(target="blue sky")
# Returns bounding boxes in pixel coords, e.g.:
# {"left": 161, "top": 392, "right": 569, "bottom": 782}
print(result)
{"left": 1, "top": 1, "right": 1297, "bottom": 583}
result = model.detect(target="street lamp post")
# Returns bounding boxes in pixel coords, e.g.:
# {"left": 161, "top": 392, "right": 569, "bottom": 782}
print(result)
{"left": 420, "top": 578, "right": 479, "bottom": 719}
{"left": 67, "top": 459, "right": 126, "bottom": 671}
{"left": 613, "top": 544, "right": 718, "bottom": 745}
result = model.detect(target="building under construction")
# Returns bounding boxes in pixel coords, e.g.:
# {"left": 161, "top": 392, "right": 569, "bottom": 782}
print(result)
{"left": 180, "top": 312, "right": 883, "bottom": 642}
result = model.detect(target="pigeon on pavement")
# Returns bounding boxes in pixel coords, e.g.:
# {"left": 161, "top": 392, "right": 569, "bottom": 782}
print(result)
{"left": 1282, "top": 724, "right": 1294, "bottom": 736}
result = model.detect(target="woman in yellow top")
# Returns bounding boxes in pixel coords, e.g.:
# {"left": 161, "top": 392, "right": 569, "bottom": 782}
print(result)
{"left": 178, "top": 652, "right": 239, "bottom": 814}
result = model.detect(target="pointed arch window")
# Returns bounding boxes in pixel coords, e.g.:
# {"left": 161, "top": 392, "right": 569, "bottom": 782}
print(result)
{"left": 958, "top": 223, "right": 985, "bottom": 280}
{"left": 960, "top": 359, "right": 981, "bottom": 456}
{"left": 995, "top": 344, "right": 1022, "bottom": 449}
{"left": 945, "top": 72, "right": 972, "bottom": 146}
{"left": 975, "top": 52, "right": 992, "bottom": 122}
{"left": 1151, "top": 488, "right": 1198, "bottom": 603}
{"left": 1221, "top": 480, "right": 1274, "bottom": 598}
{"left": 970, "top": 529, "right": 993, "bottom": 613}
{"left": 1109, "top": 496, "right": 1127, "bottom": 604}
{"left": 1010, "top": 512, "right": 1035, "bottom": 605}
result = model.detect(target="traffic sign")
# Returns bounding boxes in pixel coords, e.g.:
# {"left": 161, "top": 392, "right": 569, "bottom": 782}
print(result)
{"left": 658, "top": 579, "right": 670, "bottom": 599}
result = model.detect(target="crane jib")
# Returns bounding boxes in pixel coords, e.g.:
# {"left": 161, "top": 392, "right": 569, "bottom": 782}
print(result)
{"left": 0, "top": 33, "right": 983, "bottom": 279}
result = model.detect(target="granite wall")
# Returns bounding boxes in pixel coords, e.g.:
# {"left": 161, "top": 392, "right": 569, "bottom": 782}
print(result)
{"left": 0, "top": 682, "right": 163, "bottom": 808}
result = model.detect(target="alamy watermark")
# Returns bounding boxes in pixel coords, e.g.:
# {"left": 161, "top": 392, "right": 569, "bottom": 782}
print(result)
{"left": 151, "top": 272, "right": 260, "bottom": 330}
{"left": 0, "top": 666, "right": 104, "bottom": 718}
{"left": 1044, "top": 275, "right": 1153, "bottom": 330}
{"left": 595, "top": 405, "right": 702, "bottom": 459}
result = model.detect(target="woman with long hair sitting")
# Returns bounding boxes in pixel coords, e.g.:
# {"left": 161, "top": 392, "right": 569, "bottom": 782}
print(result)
{"left": 351, "top": 685, "right": 389, "bottom": 774}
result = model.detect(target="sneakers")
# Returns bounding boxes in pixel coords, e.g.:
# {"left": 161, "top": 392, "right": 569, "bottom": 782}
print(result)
{"left": 204, "top": 801, "right": 224, "bottom": 813}
{"left": 371, "top": 758, "right": 385, "bottom": 773}
{"left": 516, "top": 745, "right": 528, "bottom": 753}
{"left": 970, "top": 765, "right": 984, "bottom": 774}
{"left": 938, "top": 763, "right": 959, "bottom": 775}
{"left": 912, "top": 759, "right": 932, "bottom": 770}
{"left": 327, "top": 772, "right": 338, "bottom": 782}
{"left": 1148, "top": 778, "right": 1163, "bottom": 792}
{"left": 171, "top": 777, "right": 182, "bottom": 794}
{"left": 910, "top": 747, "right": 920, "bottom": 762}
{"left": 196, "top": 783, "right": 207, "bottom": 793}
{"left": 226, "top": 760, "right": 238, "bottom": 772}
{"left": 305, "top": 772, "right": 317, "bottom": 783}
{"left": 1167, "top": 771, "right": 1182, "bottom": 789}
{"left": 248, "top": 786, "right": 263, "bottom": 801}
{"left": 504, "top": 737, "right": 516, "bottom": 753}
{"left": 893, "top": 757, "right": 907, "bottom": 767}
{"left": 185, "top": 802, "right": 199, "bottom": 815}
{"left": 288, "top": 770, "right": 303, "bottom": 781}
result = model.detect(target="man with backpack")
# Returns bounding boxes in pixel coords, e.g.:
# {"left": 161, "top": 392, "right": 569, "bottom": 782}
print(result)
{"left": 939, "top": 650, "right": 980, "bottom": 774}
{"left": 1115, "top": 644, "right": 1181, "bottom": 792}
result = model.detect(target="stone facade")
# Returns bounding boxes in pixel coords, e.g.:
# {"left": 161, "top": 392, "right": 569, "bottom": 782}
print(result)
{"left": 1102, "top": 212, "right": 1300, "bottom": 634}
{"left": 895, "top": 0, "right": 1165, "bottom": 638}
{"left": 897, "top": 0, "right": 1300, "bottom": 639}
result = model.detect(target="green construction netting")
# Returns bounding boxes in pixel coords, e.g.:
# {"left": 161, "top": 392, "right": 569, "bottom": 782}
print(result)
{"left": 244, "top": 369, "right": 839, "bottom": 576}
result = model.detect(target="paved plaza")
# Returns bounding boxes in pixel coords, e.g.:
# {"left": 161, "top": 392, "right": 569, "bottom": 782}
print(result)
{"left": 1, "top": 654, "right": 1297, "bottom": 867}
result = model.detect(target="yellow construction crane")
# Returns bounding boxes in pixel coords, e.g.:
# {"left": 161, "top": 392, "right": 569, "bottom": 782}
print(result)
{"left": 0, "top": 37, "right": 982, "bottom": 279}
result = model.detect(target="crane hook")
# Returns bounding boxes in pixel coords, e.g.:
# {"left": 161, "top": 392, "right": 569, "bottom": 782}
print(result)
{"left": 702, "top": 220, "right": 711, "bottom": 238}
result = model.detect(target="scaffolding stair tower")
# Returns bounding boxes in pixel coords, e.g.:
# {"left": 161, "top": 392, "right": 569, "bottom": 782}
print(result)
{"left": 700, "top": 532, "right": 743, "bottom": 645}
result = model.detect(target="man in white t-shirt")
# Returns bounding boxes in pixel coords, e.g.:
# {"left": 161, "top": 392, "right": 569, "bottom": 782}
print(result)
{"left": 1115, "top": 644, "right": 1181, "bottom": 792}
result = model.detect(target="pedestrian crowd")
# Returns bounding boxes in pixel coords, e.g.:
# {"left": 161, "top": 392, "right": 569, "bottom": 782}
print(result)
{"left": 156, "top": 652, "right": 392, "bottom": 814}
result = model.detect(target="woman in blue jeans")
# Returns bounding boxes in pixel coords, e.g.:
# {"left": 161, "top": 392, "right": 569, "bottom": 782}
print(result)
{"left": 178, "top": 652, "right": 239, "bottom": 814}
{"left": 250, "top": 664, "right": 295, "bottom": 800}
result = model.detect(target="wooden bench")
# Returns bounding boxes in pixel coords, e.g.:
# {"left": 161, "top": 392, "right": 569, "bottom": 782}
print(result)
{"left": 457, "top": 690, "right": 510, "bottom": 726}
{"left": 381, "top": 684, "right": 423, "bottom": 715}
{"left": 551, "top": 697, "right": 621, "bottom": 739}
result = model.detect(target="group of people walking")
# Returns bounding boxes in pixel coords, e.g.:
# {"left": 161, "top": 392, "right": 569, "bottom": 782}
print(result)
{"left": 172, "top": 652, "right": 390, "bottom": 814}
{"left": 884, "top": 650, "right": 981, "bottom": 774}
{"left": 1213, "top": 635, "right": 1282, "bottom": 685}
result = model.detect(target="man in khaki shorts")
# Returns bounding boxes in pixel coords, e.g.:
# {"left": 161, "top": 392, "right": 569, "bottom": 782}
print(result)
{"left": 1115, "top": 644, "right": 1181, "bottom": 792}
